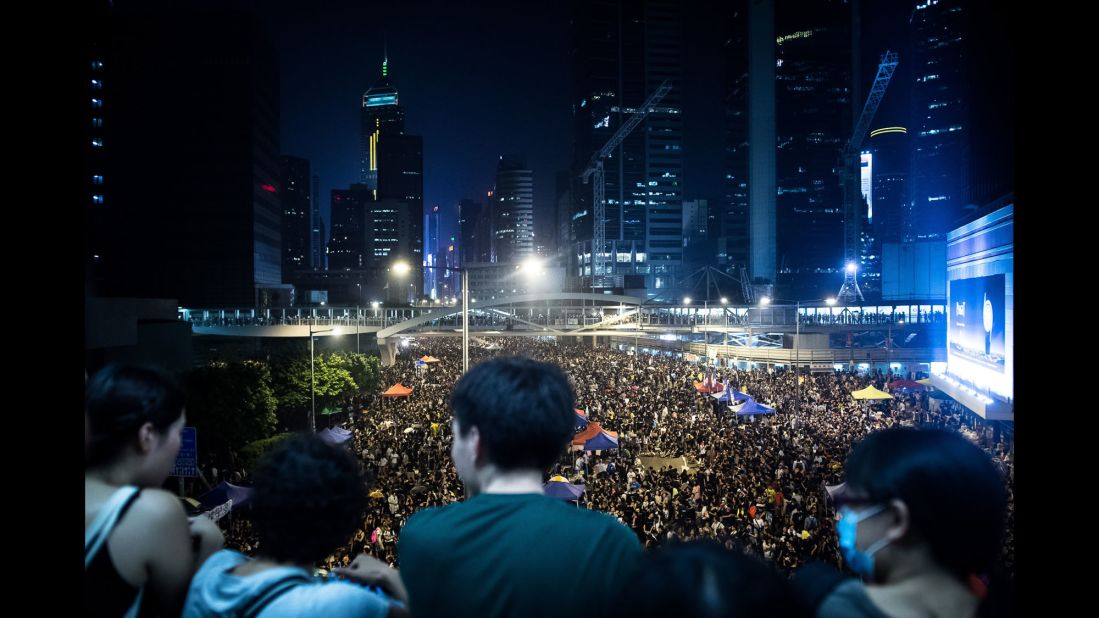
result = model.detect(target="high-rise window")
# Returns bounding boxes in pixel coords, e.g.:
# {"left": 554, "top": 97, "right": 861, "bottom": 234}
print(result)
{"left": 92, "top": 98, "right": 103, "bottom": 108}
{"left": 92, "top": 138, "right": 103, "bottom": 148}
{"left": 92, "top": 195, "right": 104, "bottom": 204}
{"left": 92, "top": 118, "right": 103, "bottom": 128}
{"left": 93, "top": 175, "right": 104, "bottom": 185}
{"left": 91, "top": 79, "right": 103, "bottom": 89}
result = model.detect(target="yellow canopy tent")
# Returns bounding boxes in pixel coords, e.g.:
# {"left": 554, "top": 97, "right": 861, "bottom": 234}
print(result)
{"left": 851, "top": 385, "right": 894, "bottom": 400}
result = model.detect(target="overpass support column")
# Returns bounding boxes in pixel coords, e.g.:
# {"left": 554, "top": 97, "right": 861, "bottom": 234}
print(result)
{"left": 377, "top": 338, "right": 399, "bottom": 367}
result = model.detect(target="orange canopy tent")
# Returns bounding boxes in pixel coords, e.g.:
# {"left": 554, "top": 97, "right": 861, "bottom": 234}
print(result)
{"left": 419, "top": 356, "right": 442, "bottom": 363}
{"left": 693, "top": 381, "right": 725, "bottom": 394}
{"left": 382, "top": 383, "right": 414, "bottom": 398}
{"left": 572, "top": 421, "right": 619, "bottom": 446}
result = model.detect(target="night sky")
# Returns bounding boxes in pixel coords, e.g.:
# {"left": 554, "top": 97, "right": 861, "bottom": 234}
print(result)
{"left": 250, "top": 0, "right": 729, "bottom": 247}
{"left": 218, "top": 1, "right": 959, "bottom": 250}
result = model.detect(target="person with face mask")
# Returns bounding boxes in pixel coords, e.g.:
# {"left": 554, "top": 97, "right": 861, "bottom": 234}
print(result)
{"left": 793, "top": 427, "right": 1010, "bottom": 617}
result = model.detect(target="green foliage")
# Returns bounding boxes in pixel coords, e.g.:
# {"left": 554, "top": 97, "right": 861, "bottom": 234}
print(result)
{"left": 238, "top": 432, "right": 293, "bottom": 472}
{"left": 330, "top": 352, "right": 382, "bottom": 395}
{"left": 186, "top": 361, "right": 278, "bottom": 456}
{"left": 270, "top": 352, "right": 359, "bottom": 428}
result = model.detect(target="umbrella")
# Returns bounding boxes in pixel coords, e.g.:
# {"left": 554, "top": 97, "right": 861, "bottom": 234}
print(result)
{"left": 887, "top": 379, "right": 925, "bottom": 391}
{"left": 320, "top": 407, "right": 341, "bottom": 416}
{"left": 410, "top": 485, "right": 428, "bottom": 495}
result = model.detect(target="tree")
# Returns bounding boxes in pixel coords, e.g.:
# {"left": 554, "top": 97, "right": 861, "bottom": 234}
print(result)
{"left": 186, "top": 361, "right": 278, "bottom": 458}
{"left": 238, "top": 433, "right": 293, "bottom": 472}
{"left": 330, "top": 352, "right": 382, "bottom": 395}
{"left": 270, "top": 353, "right": 356, "bottom": 429}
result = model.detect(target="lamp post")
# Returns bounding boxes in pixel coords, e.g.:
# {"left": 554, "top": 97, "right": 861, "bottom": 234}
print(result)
{"left": 309, "top": 324, "right": 337, "bottom": 433}
{"left": 721, "top": 297, "right": 729, "bottom": 362}
{"left": 758, "top": 296, "right": 835, "bottom": 415}
{"left": 393, "top": 261, "right": 471, "bottom": 373}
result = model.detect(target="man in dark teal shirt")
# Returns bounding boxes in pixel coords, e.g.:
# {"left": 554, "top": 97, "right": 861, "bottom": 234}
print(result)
{"left": 398, "top": 356, "right": 642, "bottom": 618}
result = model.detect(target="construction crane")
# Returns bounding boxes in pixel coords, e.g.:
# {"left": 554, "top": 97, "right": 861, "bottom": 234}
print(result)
{"left": 837, "top": 50, "right": 898, "bottom": 303}
{"left": 580, "top": 80, "right": 672, "bottom": 289}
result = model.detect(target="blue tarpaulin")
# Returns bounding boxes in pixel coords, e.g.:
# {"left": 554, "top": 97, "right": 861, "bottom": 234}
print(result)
{"left": 318, "top": 426, "right": 353, "bottom": 446}
{"left": 713, "top": 386, "right": 751, "bottom": 403}
{"left": 733, "top": 399, "right": 776, "bottom": 416}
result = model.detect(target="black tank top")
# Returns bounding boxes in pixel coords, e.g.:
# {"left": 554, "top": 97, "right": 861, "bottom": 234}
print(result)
{"left": 84, "top": 489, "right": 142, "bottom": 617}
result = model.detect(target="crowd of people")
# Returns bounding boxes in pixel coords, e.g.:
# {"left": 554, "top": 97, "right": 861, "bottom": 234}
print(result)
{"left": 215, "top": 338, "right": 1014, "bottom": 579}
{"left": 86, "top": 337, "right": 1014, "bottom": 616}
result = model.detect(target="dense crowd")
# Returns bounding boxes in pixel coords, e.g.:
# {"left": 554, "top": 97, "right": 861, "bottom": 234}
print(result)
{"left": 212, "top": 337, "right": 1013, "bottom": 578}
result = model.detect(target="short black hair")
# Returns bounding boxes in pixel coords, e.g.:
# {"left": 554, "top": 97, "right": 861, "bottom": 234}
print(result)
{"left": 250, "top": 433, "right": 367, "bottom": 565}
{"left": 450, "top": 356, "right": 575, "bottom": 472}
{"left": 612, "top": 539, "right": 806, "bottom": 618}
{"left": 85, "top": 364, "right": 186, "bottom": 468}
{"left": 843, "top": 427, "right": 1007, "bottom": 578}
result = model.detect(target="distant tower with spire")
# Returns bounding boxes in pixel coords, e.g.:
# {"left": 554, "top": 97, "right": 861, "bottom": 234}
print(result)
{"left": 360, "top": 44, "right": 405, "bottom": 187}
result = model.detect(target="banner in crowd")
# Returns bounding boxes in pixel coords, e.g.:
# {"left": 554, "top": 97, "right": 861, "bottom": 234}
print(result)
{"left": 204, "top": 499, "right": 232, "bottom": 522}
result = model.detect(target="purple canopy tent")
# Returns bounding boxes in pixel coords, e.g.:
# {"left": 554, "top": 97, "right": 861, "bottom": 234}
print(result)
{"left": 543, "top": 479, "right": 586, "bottom": 501}
{"left": 197, "top": 481, "right": 253, "bottom": 511}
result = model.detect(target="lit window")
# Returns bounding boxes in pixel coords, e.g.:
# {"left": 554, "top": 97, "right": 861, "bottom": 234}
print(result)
{"left": 92, "top": 98, "right": 103, "bottom": 108}
{"left": 91, "top": 60, "right": 104, "bottom": 70}
{"left": 92, "top": 138, "right": 103, "bottom": 148}
{"left": 92, "top": 195, "right": 104, "bottom": 204}
{"left": 92, "top": 175, "right": 103, "bottom": 185}
{"left": 92, "top": 118, "right": 103, "bottom": 128}
{"left": 91, "top": 79, "right": 103, "bottom": 89}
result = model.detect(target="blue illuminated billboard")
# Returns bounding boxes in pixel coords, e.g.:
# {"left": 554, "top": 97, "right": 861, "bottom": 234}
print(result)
{"left": 948, "top": 274, "right": 1006, "bottom": 373}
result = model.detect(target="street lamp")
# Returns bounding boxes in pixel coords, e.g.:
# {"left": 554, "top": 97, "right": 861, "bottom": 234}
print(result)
{"left": 309, "top": 325, "right": 340, "bottom": 433}
{"left": 393, "top": 260, "right": 470, "bottom": 373}
{"left": 761, "top": 297, "right": 834, "bottom": 415}
{"left": 721, "top": 297, "right": 729, "bottom": 357}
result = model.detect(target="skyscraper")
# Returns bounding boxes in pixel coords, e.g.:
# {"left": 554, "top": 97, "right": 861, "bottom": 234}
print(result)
{"left": 492, "top": 155, "right": 534, "bottom": 263}
{"left": 774, "top": 2, "right": 852, "bottom": 281}
{"left": 569, "top": 0, "right": 684, "bottom": 292}
{"left": 328, "top": 185, "right": 372, "bottom": 271}
{"left": 868, "top": 126, "right": 908, "bottom": 245}
{"left": 458, "top": 198, "right": 487, "bottom": 266}
{"left": 280, "top": 156, "right": 311, "bottom": 279}
{"left": 361, "top": 54, "right": 405, "bottom": 188}
{"left": 311, "top": 174, "right": 325, "bottom": 270}
{"left": 905, "top": 0, "right": 1012, "bottom": 243}
{"left": 719, "top": 3, "right": 751, "bottom": 274}
{"left": 426, "top": 205, "right": 440, "bottom": 299}
{"left": 87, "top": 5, "right": 285, "bottom": 307}
{"left": 357, "top": 55, "right": 424, "bottom": 295}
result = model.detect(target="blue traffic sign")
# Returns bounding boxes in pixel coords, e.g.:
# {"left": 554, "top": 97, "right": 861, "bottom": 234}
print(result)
{"left": 172, "top": 427, "right": 198, "bottom": 478}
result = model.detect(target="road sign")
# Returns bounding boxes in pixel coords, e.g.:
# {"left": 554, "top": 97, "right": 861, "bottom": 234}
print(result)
{"left": 172, "top": 427, "right": 198, "bottom": 478}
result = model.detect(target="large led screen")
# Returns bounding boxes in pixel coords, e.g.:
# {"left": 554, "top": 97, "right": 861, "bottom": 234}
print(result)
{"left": 948, "top": 274, "right": 1006, "bottom": 373}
